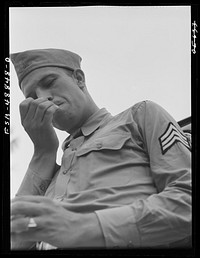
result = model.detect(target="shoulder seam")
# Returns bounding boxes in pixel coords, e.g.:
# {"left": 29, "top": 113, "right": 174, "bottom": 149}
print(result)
{"left": 131, "top": 100, "right": 147, "bottom": 116}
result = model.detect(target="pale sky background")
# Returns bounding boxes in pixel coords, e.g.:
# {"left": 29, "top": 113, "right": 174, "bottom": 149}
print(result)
{"left": 9, "top": 6, "right": 191, "bottom": 198}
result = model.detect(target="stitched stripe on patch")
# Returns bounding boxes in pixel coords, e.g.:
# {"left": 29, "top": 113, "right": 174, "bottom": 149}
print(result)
{"left": 159, "top": 122, "right": 190, "bottom": 154}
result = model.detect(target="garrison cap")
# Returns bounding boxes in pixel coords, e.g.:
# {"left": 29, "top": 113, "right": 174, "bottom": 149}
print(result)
{"left": 10, "top": 48, "right": 82, "bottom": 88}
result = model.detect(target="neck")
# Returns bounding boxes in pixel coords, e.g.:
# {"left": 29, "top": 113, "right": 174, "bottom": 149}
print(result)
{"left": 68, "top": 99, "right": 100, "bottom": 135}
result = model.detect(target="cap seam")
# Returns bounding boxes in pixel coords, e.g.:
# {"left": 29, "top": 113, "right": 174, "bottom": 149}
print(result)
{"left": 19, "top": 63, "right": 75, "bottom": 88}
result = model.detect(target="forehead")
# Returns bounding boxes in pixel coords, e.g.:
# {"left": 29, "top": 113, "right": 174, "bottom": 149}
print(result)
{"left": 21, "top": 67, "right": 65, "bottom": 96}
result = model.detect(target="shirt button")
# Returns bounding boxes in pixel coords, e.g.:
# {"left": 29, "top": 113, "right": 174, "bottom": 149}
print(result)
{"left": 62, "top": 170, "right": 67, "bottom": 175}
{"left": 96, "top": 143, "right": 102, "bottom": 149}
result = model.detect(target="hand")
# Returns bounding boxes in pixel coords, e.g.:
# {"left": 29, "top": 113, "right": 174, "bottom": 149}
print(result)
{"left": 19, "top": 97, "right": 59, "bottom": 154}
{"left": 11, "top": 196, "right": 81, "bottom": 249}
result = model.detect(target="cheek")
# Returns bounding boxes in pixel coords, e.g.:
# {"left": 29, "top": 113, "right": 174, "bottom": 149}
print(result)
{"left": 52, "top": 104, "right": 79, "bottom": 125}
{"left": 53, "top": 107, "right": 70, "bottom": 121}
{"left": 61, "top": 93, "right": 85, "bottom": 114}
{"left": 52, "top": 89, "right": 85, "bottom": 125}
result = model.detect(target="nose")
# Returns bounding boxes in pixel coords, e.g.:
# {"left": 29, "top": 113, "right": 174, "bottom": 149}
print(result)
{"left": 36, "top": 88, "right": 53, "bottom": 101}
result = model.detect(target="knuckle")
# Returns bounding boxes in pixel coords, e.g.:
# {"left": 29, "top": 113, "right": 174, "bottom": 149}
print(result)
{"left": 19, "top": 101, "right": 28, "bottom": 110}
{"left": 12, "top": 202, "right": 24, "bottom": 214}
{"left": 19, "top": 102, "right": 24, "bottom": 109}
{"left": 32, "top": 100, "right": 41, "bottom": 108}
{"left": 30, "top": 98, "right": 45, "bottom": 108}
{"left": 45, "top": 108, "right": 53, "bottom": 116}
{"left": 42, "top": 205, "right": 51, "bottom": 214}
{"left": 42, "top": 197, "right": 53, "bottom": 205}
{"left": 37, "top": 101, "right": 49, "bottom": 110}
{"left": 20, "top": 97, "right": 33, "bottom": 105}
{"left": 19, "top": 98, "right": 33, "bottom": 112}
{"left": 46, "top": 198, "right": 54, "bottom": 205}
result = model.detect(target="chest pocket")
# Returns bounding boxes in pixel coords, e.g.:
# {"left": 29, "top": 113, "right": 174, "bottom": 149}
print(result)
{"left": 76, "top": 133, "right": 132, "bottom": 157}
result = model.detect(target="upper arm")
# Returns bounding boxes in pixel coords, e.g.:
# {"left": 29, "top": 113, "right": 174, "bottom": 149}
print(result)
{"left": 134, "top": 100, "right": 191, "bottom": 192}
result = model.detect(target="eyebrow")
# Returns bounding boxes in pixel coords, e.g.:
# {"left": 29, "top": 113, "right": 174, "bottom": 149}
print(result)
{"left": 25, "top": 73, "right": 59, "bottom": 98}
{"left": 37, "top": 73, "right": 59, "bottom": 87}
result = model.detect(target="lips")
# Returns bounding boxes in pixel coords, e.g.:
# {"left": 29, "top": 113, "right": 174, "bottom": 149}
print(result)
{"left": 54, "top": 102, "right": 64, "bottom": 107}
{"left": 53, "top": 102, "right": 65, "bottom": 113}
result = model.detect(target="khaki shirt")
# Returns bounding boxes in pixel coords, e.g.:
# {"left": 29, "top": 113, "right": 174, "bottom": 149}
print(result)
{"left": 38, "top": 100, "right": 191, "bottom": 248}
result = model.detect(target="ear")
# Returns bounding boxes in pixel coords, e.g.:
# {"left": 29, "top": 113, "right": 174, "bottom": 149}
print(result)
{"left": 73, "top": 69, "right": 86, "bottom": 88}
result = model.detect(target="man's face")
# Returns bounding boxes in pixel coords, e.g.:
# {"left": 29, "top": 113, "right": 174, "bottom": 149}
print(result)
{"left": 21, "top": 67, "right": 88, "bottom": 133}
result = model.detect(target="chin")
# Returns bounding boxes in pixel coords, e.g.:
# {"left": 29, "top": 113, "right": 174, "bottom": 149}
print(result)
{"left": 52, "top": 111, "right": 79, "bottom": 133}
{"left": 52, "top": 121, "right": 66, "bottom": 131}
{"left": 52, "top": 111, "right": 68, "bottom": 131}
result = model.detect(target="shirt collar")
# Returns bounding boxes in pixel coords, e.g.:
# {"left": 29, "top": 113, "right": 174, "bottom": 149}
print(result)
{"left": 62, "top": 108, "right": 112, "bottom": 150}
{"left": 81, "top": 108, "right": 111, "bottom": 136}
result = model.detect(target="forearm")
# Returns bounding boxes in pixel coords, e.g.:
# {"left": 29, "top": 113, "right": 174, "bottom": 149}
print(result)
{"left": 78, "top": 213, "right": 105, "bottom": 248}
{"left": 66, "top": 212, "right": 105, "bottom": 248}
{"left": 29, "top": 150, "right": 58, "bottom": 179}
{"left": 95, "top": 189, "right": 191, "bottom": 248}
{"left": 16, "top": 151, "right": 58, "bottom": 196}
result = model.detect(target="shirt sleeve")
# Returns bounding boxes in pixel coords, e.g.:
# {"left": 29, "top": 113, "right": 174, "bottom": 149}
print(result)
{"left": 95, "top": 100, "right": 191, "bottom": 248}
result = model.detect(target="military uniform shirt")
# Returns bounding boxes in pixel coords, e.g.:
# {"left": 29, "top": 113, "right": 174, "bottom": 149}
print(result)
{"left": 36, "top": 100, "right": 191, "bottom": 249}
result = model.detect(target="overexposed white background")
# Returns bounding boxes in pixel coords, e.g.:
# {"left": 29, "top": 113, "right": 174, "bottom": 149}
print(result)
{"left": 10, "top": 6, "right": 191, "bottom": 198}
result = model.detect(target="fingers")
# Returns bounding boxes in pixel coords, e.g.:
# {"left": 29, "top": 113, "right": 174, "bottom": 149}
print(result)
{"left": 11, "top": 196, "right": 59, "bottom": 219}
{"left": 36, "top": 103, "right": 59, "bottom": 124}
{"left": 11, "top": 216, "right": 50, "bottom": 243}
{"left": 11, "top": 195, "right": 53, "bottom": 204}
{"left": 11, "top": 216, "right": 30, "bottom": 233}
{"left": 19, "top": 97, "right": 34, "bottom": 122}
{"left": 19, "top": 97, "right": 59, "bottom": 126}
{"left": 11, "top": 196, "right": 61, "bottom": 213}
{"left": 25, "top": 98, "right": 50, "bottom": 123}
{"left": 11, "top": 201, "right": 44, "bottom": 217}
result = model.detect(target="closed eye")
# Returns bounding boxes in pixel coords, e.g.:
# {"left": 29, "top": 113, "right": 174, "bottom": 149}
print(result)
{"left": 24, "top": 73, "right": 59, "bottom": 99}
{"left": 39, "top": 74, "right": 58, "bottom": 89}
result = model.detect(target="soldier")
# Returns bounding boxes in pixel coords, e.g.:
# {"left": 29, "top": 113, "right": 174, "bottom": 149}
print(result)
{"left": 11, "top": 49, "right": 191, "bottom": 250}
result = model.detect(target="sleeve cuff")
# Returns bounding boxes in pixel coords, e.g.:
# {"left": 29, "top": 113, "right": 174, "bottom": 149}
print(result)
{"left": 95, "top": 206, "right": 141, "bottom": 248}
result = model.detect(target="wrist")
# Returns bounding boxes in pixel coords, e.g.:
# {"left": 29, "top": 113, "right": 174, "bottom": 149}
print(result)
{"left": 29, "top": 151, "right": 58, "bottom": 179}
{"left": 33, "top": 147, "right": 58, "bottom": 157}
{"left": 16, "top": 168, "right": 52, "bottom": 196}
{"left": 76, "top": 213, "right": 105, "bottom": 248}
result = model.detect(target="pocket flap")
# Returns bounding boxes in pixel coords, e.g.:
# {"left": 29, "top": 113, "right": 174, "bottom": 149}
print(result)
{"left": 76, "top": 133, "right": 131, "bottom": 156}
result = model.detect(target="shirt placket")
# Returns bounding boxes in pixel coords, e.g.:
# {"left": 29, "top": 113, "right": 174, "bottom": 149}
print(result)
{"left": 54, "top": 136, "right": 84, "bottom": 201}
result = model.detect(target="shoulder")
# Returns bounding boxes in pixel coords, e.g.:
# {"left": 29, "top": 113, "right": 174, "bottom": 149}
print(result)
{"left": 112, "top": 100, "right": 171, "bottom": 126}
{"left": 112, "top": 100, "right": 161, "bottom": 121}
{"left": 122, "top": 100, "right": 178, "bottom": 131}
{"left": 110, "top": 100, "right": 160, "bottom": 129}
{"left": 132, "top": 100, "right": 164, "bottom": 112}
{"left": 122, "top": 100, "right": 164, "bottom": 117}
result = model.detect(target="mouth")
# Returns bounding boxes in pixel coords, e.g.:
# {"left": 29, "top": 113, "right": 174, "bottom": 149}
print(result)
{"left": 53, "top": 102, "right": 65, "bottom": 115}
{"left": 53, "top": 102, "right": 64, "bottom": 107}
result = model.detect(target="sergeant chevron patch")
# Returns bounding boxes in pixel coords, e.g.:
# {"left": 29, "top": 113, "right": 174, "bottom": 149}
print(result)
{"left": 159, "top": 122, "right": 191, "bottom": 154}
